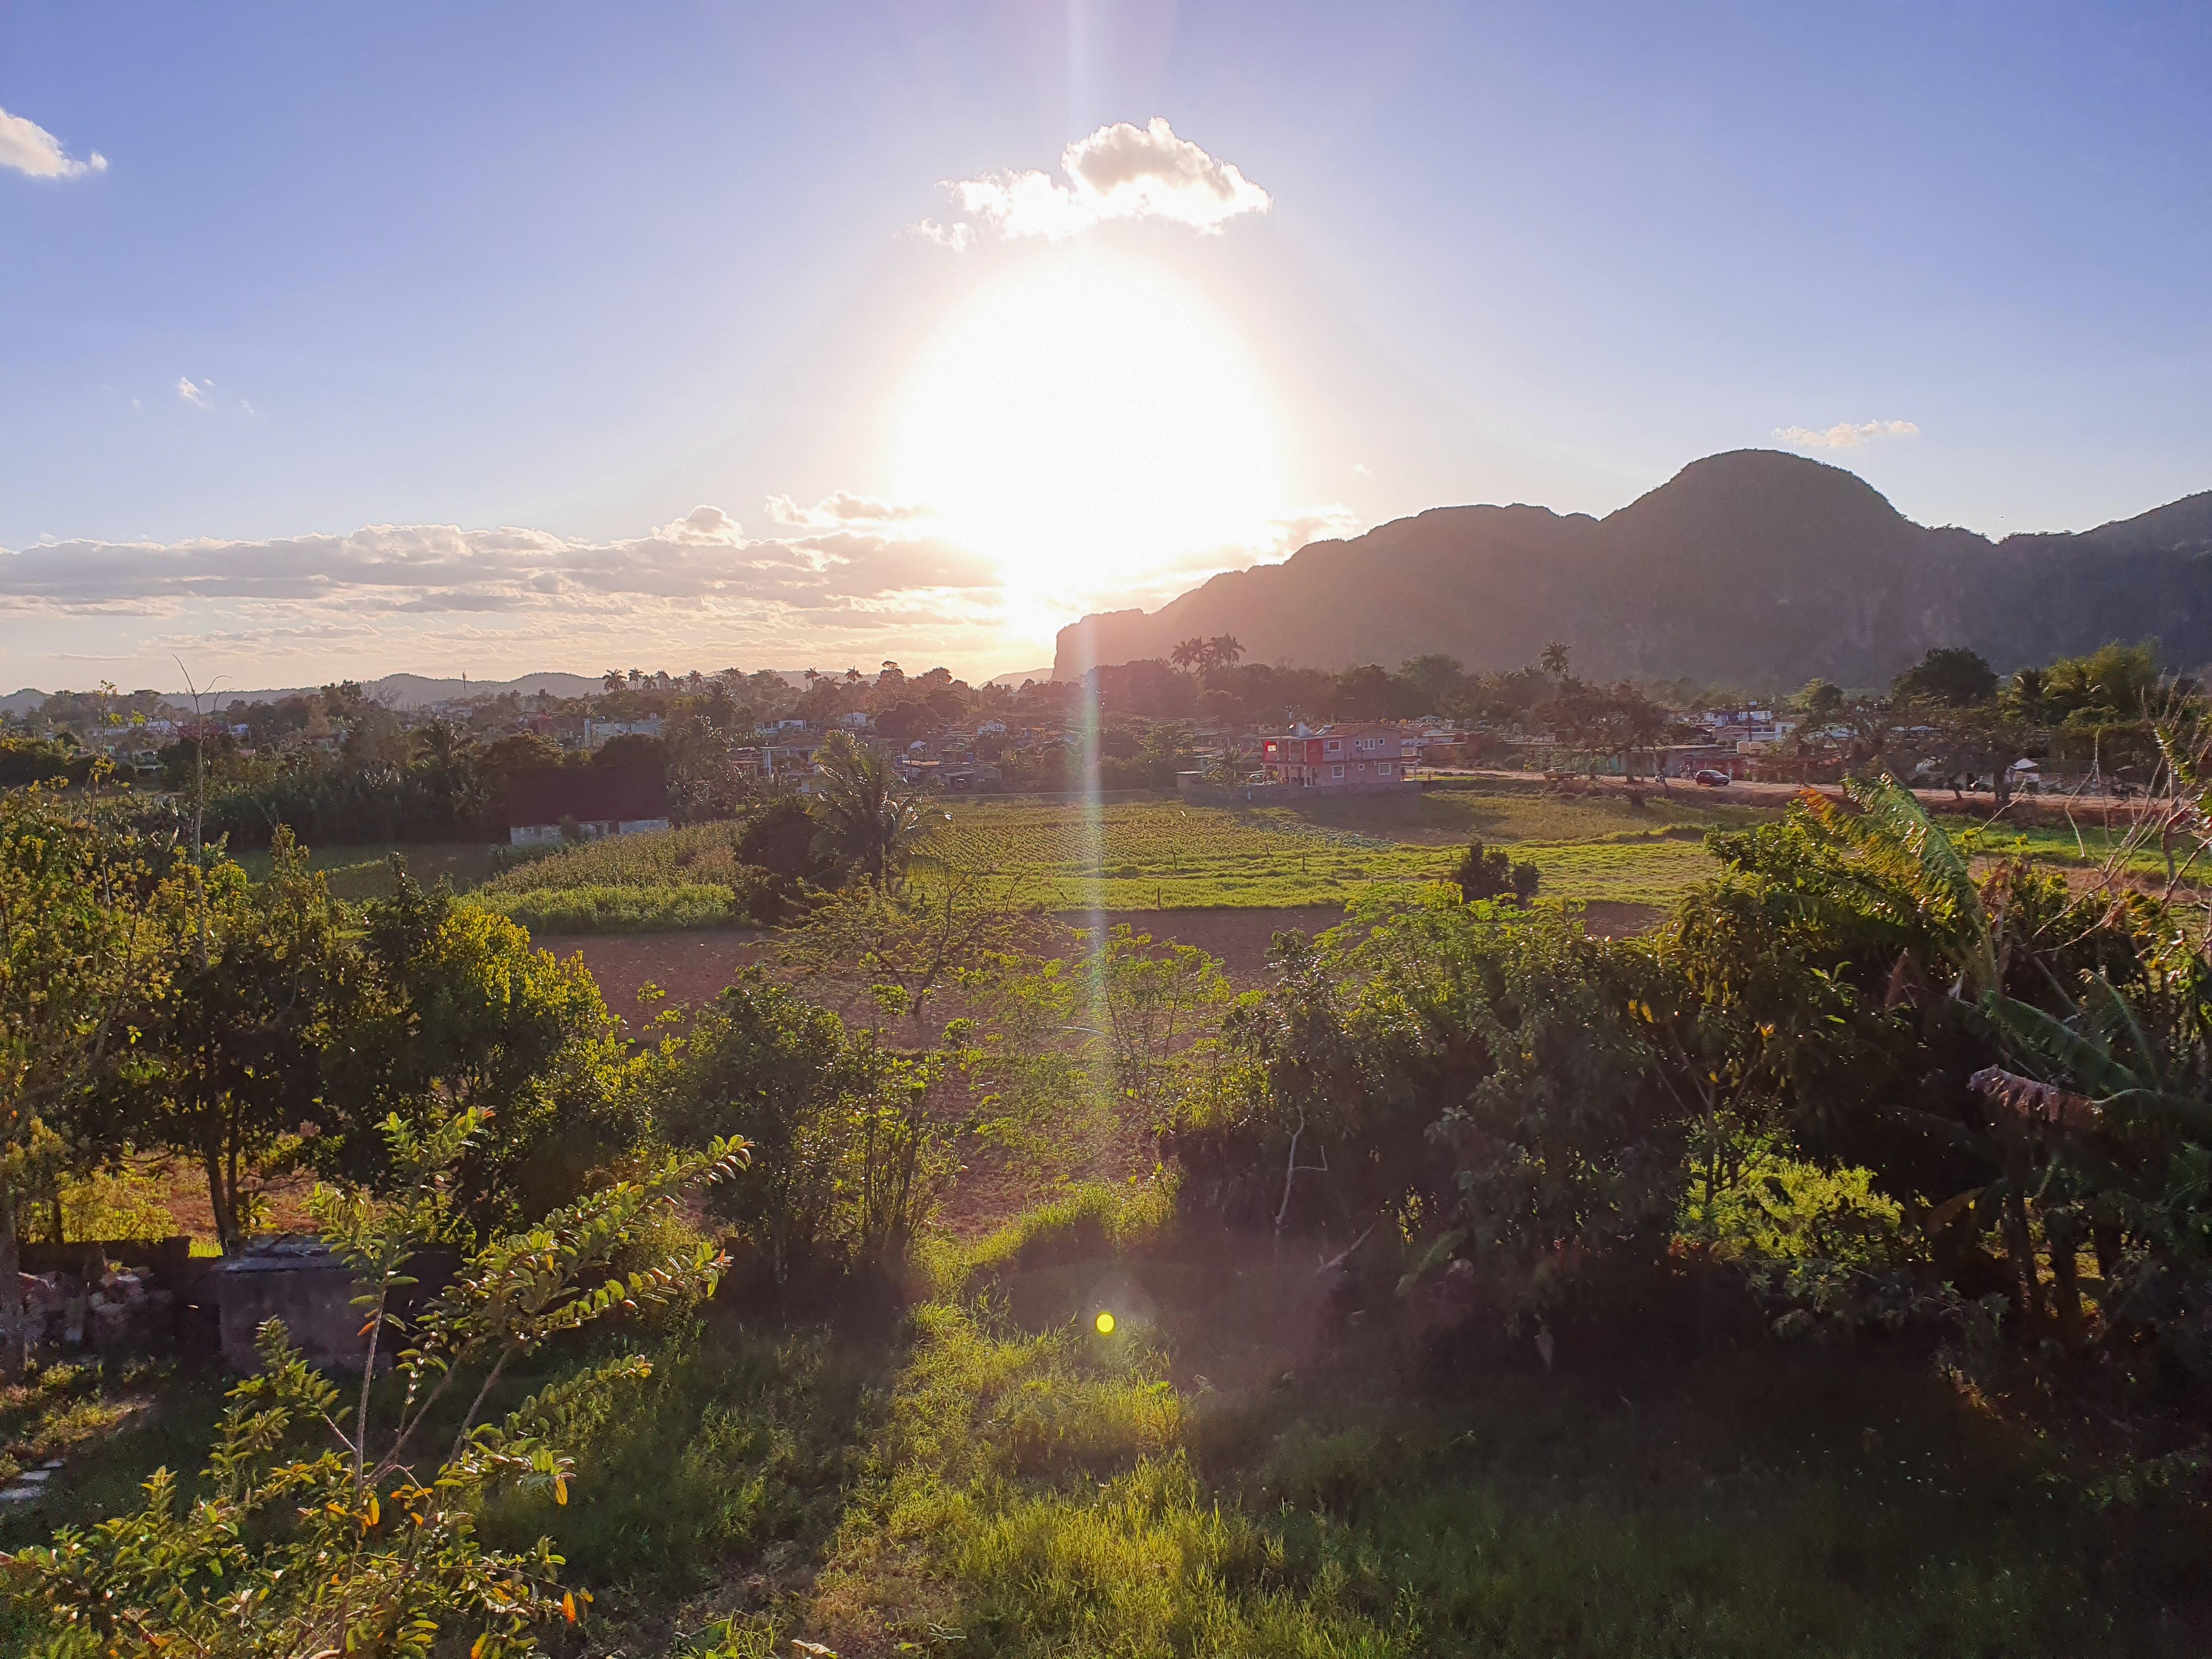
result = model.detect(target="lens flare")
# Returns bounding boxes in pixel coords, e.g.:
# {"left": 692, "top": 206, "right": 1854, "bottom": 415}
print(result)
{"left": 1094, "top": 1311, "right": 1116, "bottom": 1335}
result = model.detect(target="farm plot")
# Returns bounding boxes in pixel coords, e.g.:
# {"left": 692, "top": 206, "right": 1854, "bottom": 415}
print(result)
{"left": 466, "top": 821, "right": 780, "bottom": 932}
{"left": 913, "top": 798, "right": 1715, "bottom": 910}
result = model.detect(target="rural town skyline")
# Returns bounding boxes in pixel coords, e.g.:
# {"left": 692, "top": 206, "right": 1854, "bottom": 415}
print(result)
{"left": 2, "top": 3, "right": 2208, "bottom": 689}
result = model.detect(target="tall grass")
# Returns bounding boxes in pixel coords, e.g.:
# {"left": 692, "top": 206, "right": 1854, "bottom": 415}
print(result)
{"left": 800, "top": 1211, "right": 2205, "bottom": 1658}
{"left": 467, "top": 822, "right": 787, "bottom": 931}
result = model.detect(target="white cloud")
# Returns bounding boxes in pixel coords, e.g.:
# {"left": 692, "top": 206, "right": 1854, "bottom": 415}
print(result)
{"left": 177, "top": 377, "right": 213, "bottom": 409}
{"left": 0, "top": 106, "right": 106, "bottom": 179}
{"left": 1773, "top": 419, "right": 1921, "bottom": 450}
{"left": 1350, "top": 462, "right": 1372, "bottom": 477}
{"left": 0, "top": 504, "right": 999, "bottom": 621}
{"left": 765, "top": 492, "right": 934, "bottom": 531}
{"left": 927, "top": 118, "right": 1270, "bottom": 245}
{"left": 1081, "top": 504, "right": 1363, "bottom": 613}
{"left": 912, "top": 219, "right": 975, "bottom": 253}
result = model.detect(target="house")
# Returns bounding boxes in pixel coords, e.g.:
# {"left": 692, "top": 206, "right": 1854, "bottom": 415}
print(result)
{"left": 1258, "top": 722, "right": 1420, "bottom": 790}
{"left": 504, "top": 763, "right": 670, "bottom": 845}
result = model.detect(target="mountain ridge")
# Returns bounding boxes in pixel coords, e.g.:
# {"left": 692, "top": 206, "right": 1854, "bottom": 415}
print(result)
{"left": 1053, "top": 450, "right": 2212, "bottom": 688}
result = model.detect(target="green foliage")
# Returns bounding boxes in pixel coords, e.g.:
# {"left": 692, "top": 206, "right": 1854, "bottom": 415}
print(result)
{"left": 0, "top": 737, "right": 92, "bottom": 789}
{"left": 1448, "top": 837, "right": 1539, "bottom": 905}
{"left": 1892, "top": 645, "right": 1999, "bottom": 708}
{"left": 809, "top": 729, "right": 937, "bottom": 888}
{"left": 96, "top": 828, "right": 351, "bottom": 1251}
{"left": 924, "top": 1179, "right": 1176, "bottom": 1301}
{"left": 0, "top": 787, "right": 177, "bottom": 1368}
{"left": 2, "top": 1110, "right": 743, "bottom": 1659}
{"left": 651, "top": 974, "right": 956, "bottom": 1288}
{"left": 318, "top": 869, "right": 648, "bottom": 1229}
{"left": 912, "top": 795, "right": 1714, "bottom": 911}
{"left": 470, "top": 818, "right": 792, "bottom": 932}
{"left": 475, "top": 881, "right": 764, "bottom": 933}
{"left": 1680, "top": 1130, "right": 1904, "bottom": 1270}
{"left": 476, "top": 1323, "right": 878, "bottom": 1600}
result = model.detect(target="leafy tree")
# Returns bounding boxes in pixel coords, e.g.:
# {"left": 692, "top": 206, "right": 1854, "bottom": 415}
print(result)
{"left": 1892, "top": 646, "right": 1998, "bottom": 708}
{"left": 651, "top": 975, "right": 951, "bottom": 1288}
{"left": 1392, "top": 653, "right": 1466, "bottom": 716}
{"left": 0, "top": 789, "right": 176, "bottom": 1374}
{"left": 325, "top": 870, "right": 647, "bottom": 1229}
{"left": 809, "top": 729, "right": 938, "bottom": 888}
{"left": 1795, "top": 678, "right": 1844, "bottom": 720}
{"left": 99, "top": 831, "right": 356, "bottom": 1251}
{"left": 1084, "top": 924, "right": 1232, "bottom": 1122}
{"left": 780, "top": 873, "right": 1041, "bottom": 1045}
{"left": 737, "top": 794, "right": 828, "bottom": 881}
{"left": 5, "top": 1109, "right": 742, "bottom": 1659}
{"left": 591, "top": 732, "right": 666, "bottom": 771}
{"left": 1450, "top": 839, "right": 1539, "bottom": 906}
{"left": 1327, "top": 664, "right": 1393, "bottom": 720}
{"left": 2041, "top": 640, "right": 2162, "bottom": 721}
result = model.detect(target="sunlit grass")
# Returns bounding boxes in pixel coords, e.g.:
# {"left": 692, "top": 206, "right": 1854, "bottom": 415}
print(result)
{"left": 912, "top": 797, "right": 1717, "bottom": 910}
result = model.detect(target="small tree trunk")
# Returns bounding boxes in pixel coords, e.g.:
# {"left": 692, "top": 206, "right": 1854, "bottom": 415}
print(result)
{"left": 2046, "top": 1211, "right": 2084, "bottom": 1347}
{"left": 0, "top": 1180, "right": 25, "bottom": 1381}
{"left": 2000, "top": 1156, "right": 2042, "bottom": 1331}
{"left": 204, "top": 1146, "right": 240, "bottom": 1255}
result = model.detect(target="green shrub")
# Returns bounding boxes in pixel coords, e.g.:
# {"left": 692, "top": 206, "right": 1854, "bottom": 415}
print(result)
{"left": 473, "top": 881, "right": 755, "bottom": 933}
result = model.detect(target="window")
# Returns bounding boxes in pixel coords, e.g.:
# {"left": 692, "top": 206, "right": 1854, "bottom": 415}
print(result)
{"left": 1331, "top": 764, "right": 1345, "bottom": 779}
{"left": 1325, "top": 739, "right": 1342, "bottom": 754}
{"left": 1379, "top": 763, "right": 1393, "bottom": 777}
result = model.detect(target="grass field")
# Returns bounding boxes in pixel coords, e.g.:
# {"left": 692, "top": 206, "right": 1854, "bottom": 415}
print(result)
{"left": 241, "top": 780, "right": 2186, "bottom": 932}
{"left": 914, "top": 788, "right": 1729, "bottom": 910}
{"left": 231, "top": 839, "right": 506, "bottom": 899}
{"left": 466, "top": 820, "right": 778, "bottom": 932}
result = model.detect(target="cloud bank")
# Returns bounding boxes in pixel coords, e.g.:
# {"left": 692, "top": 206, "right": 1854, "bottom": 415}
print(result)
{"left": 0, "top": 507, "right": 1000, "bottom": 620}
{"left": 922, "top": 118, "right": 1270, "bottom": 246}
{"left": 0, "top": 106, "right": 106, "bottom": 178}
{"left": 1774, "top": 419, "right": 1921, "bottom": 450}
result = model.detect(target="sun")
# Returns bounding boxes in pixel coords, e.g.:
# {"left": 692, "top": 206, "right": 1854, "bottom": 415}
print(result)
{"left": 895, "top": 255, "right": 1281, "bottom": 602}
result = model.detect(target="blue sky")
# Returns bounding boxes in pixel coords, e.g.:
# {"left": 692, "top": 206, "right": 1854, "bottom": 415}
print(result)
{"left": 2, "top": 2, "right": 2207, "bottom": 689}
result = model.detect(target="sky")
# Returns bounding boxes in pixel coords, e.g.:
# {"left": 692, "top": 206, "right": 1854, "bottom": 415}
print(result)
{"left": 2, "top": 2, "right": 2208, "bottom": 693}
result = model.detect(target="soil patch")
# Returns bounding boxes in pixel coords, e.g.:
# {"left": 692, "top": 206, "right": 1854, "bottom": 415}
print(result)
{"left": 1084, "top": 906, "right": 1345, "bottom": 985}
{"left": 534, "top": 928, "right": 774, "bottom": 1026}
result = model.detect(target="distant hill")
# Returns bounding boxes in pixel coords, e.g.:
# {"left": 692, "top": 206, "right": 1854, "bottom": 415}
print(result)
{"left": 0, "top": 670, "right": 833, "bottom": 715}
{"left": 1053, "top": 450, "right": 2212, "bottom": 689}
{"left": 215, "top": 672, "right": 608, "bottom": 708}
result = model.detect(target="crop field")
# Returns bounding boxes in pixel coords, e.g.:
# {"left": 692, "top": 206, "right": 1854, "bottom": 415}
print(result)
{"left": 464, "top": 821, "right": 771, "bottom": 932}
{"left": 231, "top": 839, "right": 505, "bottom": 899}
{"left": 912, "top": 794, "right": 1721, "bottom": 910}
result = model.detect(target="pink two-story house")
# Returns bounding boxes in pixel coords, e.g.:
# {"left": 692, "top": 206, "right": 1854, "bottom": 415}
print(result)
{"left": 1259, "top": 722, "right": 1421, "bottom": 789}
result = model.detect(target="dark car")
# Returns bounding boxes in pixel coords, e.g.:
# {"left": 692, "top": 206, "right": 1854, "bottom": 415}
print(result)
{"left": 1692, "top": 769, "right": 1733, "bottom": 787}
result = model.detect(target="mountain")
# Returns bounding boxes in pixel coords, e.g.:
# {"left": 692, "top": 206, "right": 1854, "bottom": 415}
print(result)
{"left": 213, "top": 672, "right": 610, "bottom": 708}
{"left": 1052, "top": 450, "right": 2212, "bottom": 689}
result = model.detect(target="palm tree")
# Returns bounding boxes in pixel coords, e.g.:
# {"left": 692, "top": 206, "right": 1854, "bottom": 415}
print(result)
{"left": 1170, "top": 638, "right": 1207, "bottom": 674}
{"left": 1539, "top": 641, "right": 1572, "bottom": 680}
{"left": 601, "top": 670, "right": 626, "bottom": 694}
{"left": 1209, "top": 634, "right": 1245, "bottom": 669}
{"left": 810, "top": 730, "right": 934, "bottom": 888}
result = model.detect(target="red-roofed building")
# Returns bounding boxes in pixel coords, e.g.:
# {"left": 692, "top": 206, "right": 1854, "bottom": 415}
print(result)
{"left": 1258, "top": 723, "right": 1420, "bottom": 790}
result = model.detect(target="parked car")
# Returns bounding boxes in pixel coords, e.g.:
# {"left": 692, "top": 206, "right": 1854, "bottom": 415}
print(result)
{"left": 1692, "top": 769, "right": 1732, "bottom": 787}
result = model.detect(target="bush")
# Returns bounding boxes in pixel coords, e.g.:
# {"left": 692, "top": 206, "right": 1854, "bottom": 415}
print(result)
{"left": 1450, "top": 838, "right": 1538, "bottom": 905}
{"left": 473, "top": 881, "right": 760, "bottom": 933}
{"left": 651, "top": 975, "right": 956, "bottom": 1291}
